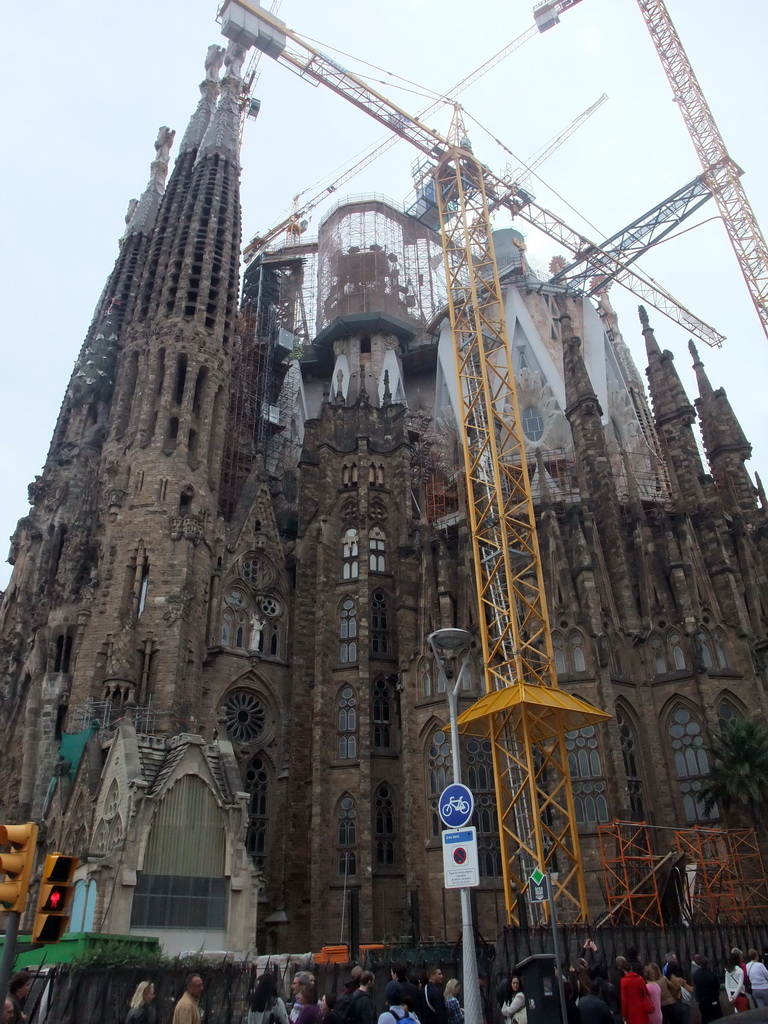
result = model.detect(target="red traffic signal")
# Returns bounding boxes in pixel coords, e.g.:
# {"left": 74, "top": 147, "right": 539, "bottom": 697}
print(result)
{"left": 32, "top": 852, "right": 78, "bottom": 945}
{"left": 0, "top": 823, "right": 38, "bottom": 913}
{"left": 40, "top": 884, "right": 69, "bottom": 913}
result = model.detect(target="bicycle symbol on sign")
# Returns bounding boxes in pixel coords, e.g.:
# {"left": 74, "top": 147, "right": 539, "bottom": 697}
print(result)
{"left": 442, "top": 795, "right": 470, "bottom": 817}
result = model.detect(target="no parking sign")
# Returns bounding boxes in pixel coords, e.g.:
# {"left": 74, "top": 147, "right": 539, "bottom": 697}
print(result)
{"left": 442, "top": 826, "right": 480, "bottom": 888}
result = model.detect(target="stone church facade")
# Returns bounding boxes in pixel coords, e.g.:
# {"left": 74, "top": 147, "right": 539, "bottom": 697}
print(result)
{"left": 1, "top": 35, "right": 767, "bottom": 955}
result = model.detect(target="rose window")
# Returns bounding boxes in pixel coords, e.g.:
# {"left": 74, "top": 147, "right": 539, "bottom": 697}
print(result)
{"left": 224, "top": 690, "right": 266, "bottom": 743}
{"left": 241, "top": 556, "right": 273, "bottom": 590}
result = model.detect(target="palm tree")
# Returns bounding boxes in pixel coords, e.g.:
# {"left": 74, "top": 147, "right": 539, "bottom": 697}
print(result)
{"left": 698, "top": 718, "right": 768, "bottom": 827}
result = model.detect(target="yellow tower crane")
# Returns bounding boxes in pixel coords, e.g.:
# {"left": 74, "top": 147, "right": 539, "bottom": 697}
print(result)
{"left": 220, "top": 0, "right": 716, "bottom": 924}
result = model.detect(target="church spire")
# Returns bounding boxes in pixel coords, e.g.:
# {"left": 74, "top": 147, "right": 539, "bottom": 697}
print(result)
{"left": 198, "top": 41, "right": 247, "bottom": 164}
{"left": 689, "top": 340, "right": 756, "bottom": 515}
{"left": 641, "top": 306, "right": 704, "bottom": 510}
{"left": 558, "top": 303, "right": 639, "bottom": 631}
{"left": 180, "top": 44, "right": 225, "bottom": 153}
{"left": 123, "top": 126, "right": 176, "bottom": 238}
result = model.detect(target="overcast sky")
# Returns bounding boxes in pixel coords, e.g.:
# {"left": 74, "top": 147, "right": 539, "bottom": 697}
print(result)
{"left": 2, "top": 0, "right": 767, "bottom": 589}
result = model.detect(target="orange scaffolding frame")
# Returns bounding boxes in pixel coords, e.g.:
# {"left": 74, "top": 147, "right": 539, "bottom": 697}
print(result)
{"left": 598, "top": 821, "right": 665, "bottom": 926}
{"left": 675, "top": 827, "right": 768, "bottom": 923}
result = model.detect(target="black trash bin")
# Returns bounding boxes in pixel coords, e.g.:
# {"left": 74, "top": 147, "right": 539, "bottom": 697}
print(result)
{"left": 517, "top": 954, "right": 561, "bottom": 1024}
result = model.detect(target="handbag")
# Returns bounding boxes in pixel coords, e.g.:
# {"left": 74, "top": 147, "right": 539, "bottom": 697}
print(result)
{"left": 735, "top": 995, "right": 750, "bottom": 1013}
{"left": 642, "top": 989, "right": 655, "bottom": 1017}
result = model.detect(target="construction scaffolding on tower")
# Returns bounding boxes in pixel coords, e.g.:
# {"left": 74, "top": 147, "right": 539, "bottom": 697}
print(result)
{"left": 220, "top": 239, "right": 317, "bottom": 520}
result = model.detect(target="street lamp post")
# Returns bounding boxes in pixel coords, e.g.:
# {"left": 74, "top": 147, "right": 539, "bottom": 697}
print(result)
{"left": 428, "top": 628, "right": 483, "bottom": 1024}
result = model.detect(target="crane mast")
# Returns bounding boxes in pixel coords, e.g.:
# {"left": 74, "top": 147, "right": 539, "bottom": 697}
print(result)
{"left": 635, "top": 0, "right": 768, "bottom": 341}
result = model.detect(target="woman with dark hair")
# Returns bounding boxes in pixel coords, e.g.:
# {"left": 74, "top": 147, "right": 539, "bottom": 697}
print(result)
{"left": 249, "top": 972, "right": 290, "bottom": 1024}
{"left": 501, "top": 977, "right": 525, "bottom": 1024}
{"left": 322, "top": 992, "right": 342, "bottom": 1024}
{"left": 725, "top": 953, "right": 748, "bottom": 1013}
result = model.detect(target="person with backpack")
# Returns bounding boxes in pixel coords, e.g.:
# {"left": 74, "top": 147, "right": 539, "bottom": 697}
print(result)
{"left": 344, "top": 971, "right": 376, "bottom": 1024}
{"left": 337, "top": 968, "right": 364, "bottom": 1022}
{"left": 322, "top": 992, "right": 343, "bottom": 1024}
{"left": 378, "top": 983, "right": 409, "bottom": 1024}
{"left": 249, "top": 972, "right": 290, "bottom": 1024}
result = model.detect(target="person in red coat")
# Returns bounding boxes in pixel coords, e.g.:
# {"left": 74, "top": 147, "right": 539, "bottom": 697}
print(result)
{"left": 621, "top": 969, "right": 650, "bottom": 1024}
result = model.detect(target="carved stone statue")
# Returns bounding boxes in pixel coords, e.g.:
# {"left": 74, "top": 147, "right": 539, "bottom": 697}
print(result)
{"left": 154, "top": 126, "right": 175, "bottom": 165}
{"left": 223, "top": 40, "right": 247, "bottom": 80}
{"left": 249, "top": 614, "right": 264, "bottom": 651}
{"left": 204, "top": 43, "right": 226, "bottom": 81}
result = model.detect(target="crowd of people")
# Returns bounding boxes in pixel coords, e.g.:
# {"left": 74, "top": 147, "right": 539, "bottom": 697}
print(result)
{"left": 5, "top": 946, "right": 767, "bottom": 1024}
{"left": 558, "top": 942, "right": 768, "bottom": 1024}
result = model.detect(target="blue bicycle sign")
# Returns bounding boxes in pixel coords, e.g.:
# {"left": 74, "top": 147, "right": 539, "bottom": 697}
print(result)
{"left": 439, "top": 783, "right": 474, "bottom": 828}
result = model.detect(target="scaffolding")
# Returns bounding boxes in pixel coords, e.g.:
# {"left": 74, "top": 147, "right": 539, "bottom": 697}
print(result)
{"left": 316, "top": 195, "right": 446, "bottom": 335}
{"left": 598, "top": 821, "right": 768, "bottom": 926}
{"left": 675, "top": 827, "right": 768, "bottom": 923}
{"left": 220, "top": 247, "right": 313, "bottom": 519}
{"left": 598, "top": 821, "right": 666, "bottom": 926}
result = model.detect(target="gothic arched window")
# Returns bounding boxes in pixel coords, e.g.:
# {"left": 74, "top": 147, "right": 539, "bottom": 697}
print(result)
{"left": 697, "top": 631, "right": 714, "bottom": 669}
{"left": 338, "top": 686, "right": 357, "bottom": 759}
{"left": 552, "top": 633, "right": 566, "bottom": 677}
{"left": 611, "top": 637, "right": 625, "bottom": 678}
{"left": 371, "top": 590, "right": 389, "bottom": 654}
{"left": 422, "top": 662, "right": 432, "bottom": 698}
{"left": 668, "top": 705, "right": 716, "bottom": 822}
{"left": 670, "top": 633, "right": 686, "bottom": 671}
{"left": 372, "top": 677, "right": 391, "bottom": 749}
{"left": 53, "top": 633, "right": 74, "bottom": 674}
{"left": 650, "top": 634, "right": 666, "bottom": 674}
{"left": 375, "top": 784, "right": 395, "bottom": 866}
{"left": 245, "top": 754, "right": 269, "bottom": 868}
{"left": 338, "top": 795, "right": 357, "bottom": 876}
{"left": 466, "top": 737, "right": 501, "bottom": 876}
{"left": 428, "top": 728, "right": 453, "bottom": 837}
{"left": 342, "top": 528, "right": 359, "bottom": 580}
{"left": 369, "top": 527, "right": 386, "bottom": 572}
{"left": 616, "top": 705, "right": 644, "bottom": 820}
{"left": 566, "top": 725, "right": 609, "bottom": 827}
{"left": 716, "top": 698, "right": 742, "bottom": 734}
{"left": 340, "top": 599, "right": 357, "bottom": 662}
{"left": 570, "top": 631, "right": 587, "bottom": 673}
{"left": 714, "top": 629, "right": 730, "bottom": 669}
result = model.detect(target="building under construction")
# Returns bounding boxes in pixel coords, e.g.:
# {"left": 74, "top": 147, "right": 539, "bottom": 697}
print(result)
{"left": 0, "top": 3, "right": 767, "bottom": 956}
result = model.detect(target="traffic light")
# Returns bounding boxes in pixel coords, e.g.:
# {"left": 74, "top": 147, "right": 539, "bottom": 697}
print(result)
{"left": 0, "top": 823, "right": 38, "bottom": 913}
{"left": 32, "top": 852, "right": 77, "bottom": 944}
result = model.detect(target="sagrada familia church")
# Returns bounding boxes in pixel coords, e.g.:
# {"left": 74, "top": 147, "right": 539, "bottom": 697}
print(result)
{"left": 1, "top": 17, "right": 767, "bottom": 956}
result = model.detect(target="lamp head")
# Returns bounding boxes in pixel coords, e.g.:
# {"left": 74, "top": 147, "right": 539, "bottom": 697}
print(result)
{"left": 428, "top": 628, "right": 473, "bottom": 654}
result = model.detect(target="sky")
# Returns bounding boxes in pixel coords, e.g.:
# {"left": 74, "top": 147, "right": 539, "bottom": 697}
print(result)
{"left": 1, "top": 0, "right": 767, "bottom": 589}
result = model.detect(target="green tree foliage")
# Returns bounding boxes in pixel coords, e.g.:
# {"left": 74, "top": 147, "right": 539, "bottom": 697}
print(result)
{"left": 698, "top": 718, "right": 768, "bottom": 825}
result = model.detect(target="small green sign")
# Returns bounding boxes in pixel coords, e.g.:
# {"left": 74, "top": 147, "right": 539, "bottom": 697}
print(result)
{"left": 530, "top": 867, "right": 545, "bottom": 886}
